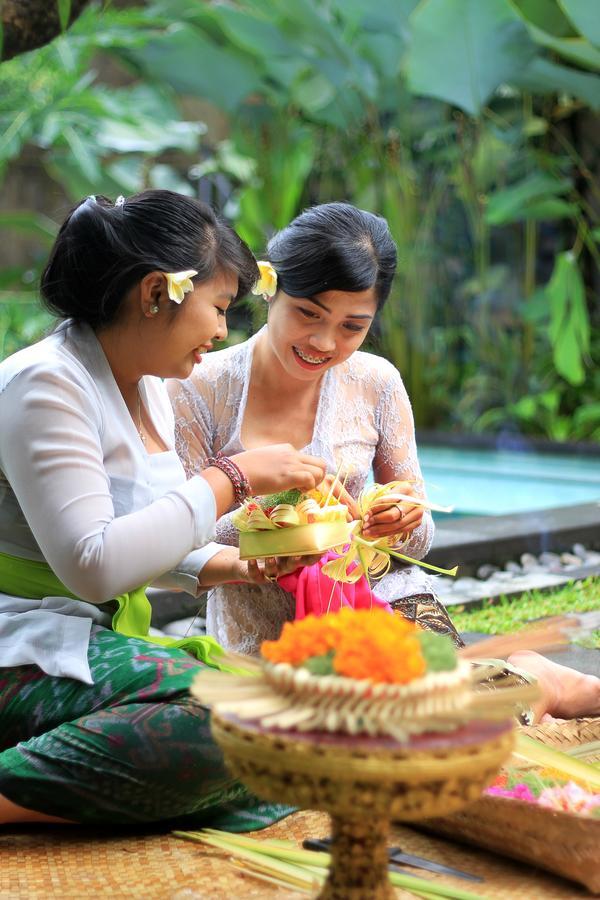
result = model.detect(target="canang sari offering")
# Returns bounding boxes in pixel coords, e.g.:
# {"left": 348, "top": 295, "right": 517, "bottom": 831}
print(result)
{"left": 233, "top": 477, "right": 458, "bottom": 618}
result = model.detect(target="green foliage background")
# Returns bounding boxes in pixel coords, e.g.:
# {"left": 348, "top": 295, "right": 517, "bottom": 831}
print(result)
{"left": 1, "top": 0, "right": 599, "bottom": 441}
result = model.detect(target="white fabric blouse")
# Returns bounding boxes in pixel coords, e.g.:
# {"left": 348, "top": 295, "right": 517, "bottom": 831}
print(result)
{"left": 169, "top": 328, "right": 436, "bottom": 654}
{"left": 0, "top": 320, "right": 221, "bottom": 683}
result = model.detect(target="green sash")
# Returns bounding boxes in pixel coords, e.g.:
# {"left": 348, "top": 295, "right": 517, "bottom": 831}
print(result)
{"left": 0, "top": 550, "right": 240, "bottom": 673}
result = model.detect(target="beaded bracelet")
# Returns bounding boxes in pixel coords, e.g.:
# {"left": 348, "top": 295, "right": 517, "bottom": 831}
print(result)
{"left": 205, "top": 453, "right": 253, "bottom": 505}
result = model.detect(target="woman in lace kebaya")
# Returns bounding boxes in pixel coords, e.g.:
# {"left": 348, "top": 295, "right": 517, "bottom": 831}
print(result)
{"left": 169, "top": 202, "right": 461, "bottom": 654}
{"left": 0, "top": 190, "right": 327, "bottom": 826}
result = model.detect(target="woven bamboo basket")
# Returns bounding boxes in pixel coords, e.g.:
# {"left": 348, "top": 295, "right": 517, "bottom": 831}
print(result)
{"left": 212, "top": 711, "right": 514, "bottom": 900}
{"left": 421, "top": 717, "right": 600, "bottom": 894}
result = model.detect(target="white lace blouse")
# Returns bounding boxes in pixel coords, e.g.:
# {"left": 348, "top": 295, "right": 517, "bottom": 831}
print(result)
{"left": 0, "top": 320, "right": 222, "bottom": 683}
{"left": 169, "top": 328, "right": 436, "bottom": 654}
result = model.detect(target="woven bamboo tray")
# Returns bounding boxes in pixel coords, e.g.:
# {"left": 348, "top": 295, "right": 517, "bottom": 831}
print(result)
{"left": 421, "top": 718, "right": 600, "bottom": 894}
{"left": 212, "top": 712, "right": 514, "bottom": 899}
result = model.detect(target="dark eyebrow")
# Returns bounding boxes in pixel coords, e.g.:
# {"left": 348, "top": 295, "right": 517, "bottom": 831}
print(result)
{"left": 304, "top": 296, "right": 373, "bottom": 320}
{"left": 217, "top": 293, "right": 234, "bottom": 302}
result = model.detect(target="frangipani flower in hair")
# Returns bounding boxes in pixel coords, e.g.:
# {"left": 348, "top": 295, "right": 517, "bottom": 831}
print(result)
{"left": 252, "top": 261, "right": 277, "bottom": 300}
{"left": 165, "top": 270, "right": 198, "bottom": 303}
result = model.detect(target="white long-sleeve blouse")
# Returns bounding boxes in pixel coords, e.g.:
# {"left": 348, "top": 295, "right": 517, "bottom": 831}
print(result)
{"left": 0, "top": 320, "right": 220, "bottom": 683}
{"left": 169, "top": 328, "right": 435, "bottom": 654}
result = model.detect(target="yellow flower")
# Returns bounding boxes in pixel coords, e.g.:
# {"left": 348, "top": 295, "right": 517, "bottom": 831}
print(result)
{"left": 165, "top": 270, "right": 198, "bottom": 303}
{"left": 252, "top": 261, "right": 277, "bottom": 298}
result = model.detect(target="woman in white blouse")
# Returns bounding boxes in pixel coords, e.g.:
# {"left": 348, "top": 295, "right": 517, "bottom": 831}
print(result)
{"left": 170, "top": 202, "right": 600, "bottom": 724}
{"left": 0, "top": 190, "right": 326, "bottom": 828}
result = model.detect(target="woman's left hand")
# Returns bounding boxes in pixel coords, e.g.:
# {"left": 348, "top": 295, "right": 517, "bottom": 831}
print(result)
{"left": 242, "top": 554, "right": 322, "bottom": 585}
{"left": 198, "top": 548, "right": 321, "bottom": 589}
{"left": 361, "top": 486, "right": 425, "bottom": 542}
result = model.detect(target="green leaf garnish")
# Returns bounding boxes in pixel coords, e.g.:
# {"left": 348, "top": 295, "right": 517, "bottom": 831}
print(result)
{"left": 417, "top": 630, "right": 457, "bottom": 672}
{"left": 302, "top": 651, "right": 335, "bottom": 675}
{"left": 258, "top": 489, "right": 303, "bottom": 509}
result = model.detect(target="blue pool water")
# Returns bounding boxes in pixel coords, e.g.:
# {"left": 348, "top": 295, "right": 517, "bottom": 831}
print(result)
{"left": 417, "top": 445, "right": 600, "bottom": 517}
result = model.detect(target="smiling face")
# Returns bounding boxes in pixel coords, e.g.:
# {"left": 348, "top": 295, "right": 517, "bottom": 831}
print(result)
{"left": 265, "top": 288, "right": 377, "bottom": 382}
{"left": 141, "top": 270, "right": 234, "bottom": 380}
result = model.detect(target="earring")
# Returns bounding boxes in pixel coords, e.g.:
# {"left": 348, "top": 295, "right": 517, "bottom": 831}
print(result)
{"left": 150, "top": 304, "right": 159, "bottom": 315}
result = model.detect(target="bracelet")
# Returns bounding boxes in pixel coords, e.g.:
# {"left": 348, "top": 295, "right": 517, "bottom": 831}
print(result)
{"left": 206, "top": 453, "right": 253, "bottom": 505}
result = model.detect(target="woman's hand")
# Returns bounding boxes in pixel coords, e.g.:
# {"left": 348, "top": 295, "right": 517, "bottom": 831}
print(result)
{"left": 197, "top": 548, "right": 320, "bottom": 589}
{"left": 241, "top": 554, "right": 322, "bottom": 585}
{"left": 316, "top": 474, "right": 360, "bottom": 521}
{"left": 362, "top": 485, "right": 425, "bottom": 542}
{"left": 232, "top": 444, "right": 326, "bottom": 495}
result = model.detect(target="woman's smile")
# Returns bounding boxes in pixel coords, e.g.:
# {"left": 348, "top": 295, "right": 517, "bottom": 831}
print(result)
{"left": 292, "top": 345, "right": 333, "bottom": 369}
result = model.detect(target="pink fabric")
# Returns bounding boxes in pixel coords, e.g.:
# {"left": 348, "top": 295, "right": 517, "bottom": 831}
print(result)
{"left": 277, "top": 551, "right": 392, "bottom": 620}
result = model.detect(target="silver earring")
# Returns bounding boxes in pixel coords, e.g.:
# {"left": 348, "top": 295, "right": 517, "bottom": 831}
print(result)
{"left": 150, "top": 304, "right": 159, "bottom": 314}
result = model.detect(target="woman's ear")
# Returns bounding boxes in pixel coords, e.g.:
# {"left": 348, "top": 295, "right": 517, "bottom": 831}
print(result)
{"left": 140, "top": 271, "right": 167, "bottom": 317}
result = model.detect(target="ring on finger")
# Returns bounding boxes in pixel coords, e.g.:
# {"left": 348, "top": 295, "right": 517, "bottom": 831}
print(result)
{"left": 265, "top": 573, "right": 278, "bottom": 583}
{"left": 394, "top": 502, "right": 404, "bottom": 518}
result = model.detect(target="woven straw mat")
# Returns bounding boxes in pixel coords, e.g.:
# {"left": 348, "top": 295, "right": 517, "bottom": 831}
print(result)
{"left": 1, "top": 806, "right": 592, "bottom": 899}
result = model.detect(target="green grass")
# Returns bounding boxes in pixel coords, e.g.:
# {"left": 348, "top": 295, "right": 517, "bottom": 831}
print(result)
{"left": 451, "top": 577, "right": 600, "bottom": 649}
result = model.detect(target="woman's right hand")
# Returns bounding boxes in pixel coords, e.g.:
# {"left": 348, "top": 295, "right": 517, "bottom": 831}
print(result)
{"left": 232, "top": 444, "right": 326, "bottom": 496}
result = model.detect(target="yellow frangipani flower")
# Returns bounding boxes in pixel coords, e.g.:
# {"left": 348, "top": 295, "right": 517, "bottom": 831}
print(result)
{"left": 164, "top": 270, "right": 198, "bottom": 303}
{"left": 252, "top": 261, "right": 277, "bottom": 298}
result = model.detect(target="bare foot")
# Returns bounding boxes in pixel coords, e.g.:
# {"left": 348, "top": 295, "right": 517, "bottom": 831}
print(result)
{"left": 0, "top": 793, "right": 74, "bottom": 825}
{"left": 508, "top": 650, "right": 600, "bottom": 723}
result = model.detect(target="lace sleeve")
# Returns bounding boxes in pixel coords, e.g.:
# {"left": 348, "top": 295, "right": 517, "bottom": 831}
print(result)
{"left": 168, "top": 376, "right": 241, "bottom": 548}
{"left": 373, "top": 362, "right": 434, "bottom": 561}
{"left": 167, "top": 379, "right": 214, "bottom": 479}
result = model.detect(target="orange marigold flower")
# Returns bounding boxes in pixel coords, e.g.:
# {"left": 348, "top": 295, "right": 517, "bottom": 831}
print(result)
{"left": 261, "top": 608, "right": 427, "bottom": 683}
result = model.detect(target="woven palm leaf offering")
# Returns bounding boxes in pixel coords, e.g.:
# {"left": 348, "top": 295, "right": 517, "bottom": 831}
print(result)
{"left": 233, "top": 484, "right": 353, "bottom": 560}
{"left": 234, "top": 474, "right": 459, "bottom": 587}
{"left": 192, "top": 609, "right": 543, "bottom": 900}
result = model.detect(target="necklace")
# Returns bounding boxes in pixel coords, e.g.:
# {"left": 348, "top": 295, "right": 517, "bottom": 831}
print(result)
{"left": 136, "top": 390, "right": 146, "bottom": 445}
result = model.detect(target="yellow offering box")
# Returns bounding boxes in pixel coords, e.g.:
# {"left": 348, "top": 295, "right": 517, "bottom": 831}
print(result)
{"left": 239, "top": 520, "right": 353, "bottom": 560}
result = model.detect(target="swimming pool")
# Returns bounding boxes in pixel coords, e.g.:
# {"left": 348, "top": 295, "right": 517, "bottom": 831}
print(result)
{"left": 418, "top": 445, "right": 600, "bottom": 517}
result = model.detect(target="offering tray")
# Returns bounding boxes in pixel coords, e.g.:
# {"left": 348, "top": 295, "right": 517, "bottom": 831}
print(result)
{"left": 211, "top": 711, "right": 514, "bottom": 899}
{"left": 238, "top": 520, "right": 352, "bottom": 560}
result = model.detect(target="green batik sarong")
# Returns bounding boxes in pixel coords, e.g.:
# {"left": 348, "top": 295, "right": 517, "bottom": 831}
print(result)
{"left": 0, "top": 551, "right": 293, "bottom": 829}
{"left": 0, "top": 627, "right": 293, "bottom": 828}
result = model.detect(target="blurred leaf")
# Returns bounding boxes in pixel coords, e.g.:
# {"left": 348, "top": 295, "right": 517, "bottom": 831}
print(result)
{"left": 293, "top": 71, "right": 337, "bottom": 113}
{"left": 513, "top": 395, "right": 537, "bottom": 418}
{"left": 558, "top": 0, "right": 600, "bottom": 47}
{"left": 472, "top": 130, "right": 514, "bottom": 190}
{"left": 149, "top": 164, "right": 194, "bottom": 196}
{"left": 524, "top": 22, "right": 600, "bottom": 71}
{"left": 207, "top": 6, "right": 296, "bottom": 61}
{"left": 0, "top": 211, "right": 58, "bottom": 244}
{"left": 546, "top": 250, "right": 590, "bottom": 385}
{"left": 58, "top": 0, "right": 72, "bottom": 32}
{"left": 485, "top": 172, "right": 572, "bottom": 225}
{"left": 0, "top": 266, "right": 31, "bottom": 289}
{"left": 574, "top": 403, "right": 600, "bottom": 426}
{"left": 518, "top": 197, "right": 578, "bottom": 220}
{"left": 512, "top": 0, "right": 576, "bottom": 36}
{"left": 406, "top": 0, "right": 537, "bottom": 114}
{"left": 522, "top": 115, "right": 548, "bottom": 136}
{"left": 191, "top": 140, "right": 257, "bottom": 183}
{"left": 96, "top": 118, "right": 203, "bottom": 154}
{"left": 129, "top": 25, "right": 263, "bottom": 112}
{"left": 514, "top": 57, "right": 600, "bottom": 109}
{"left": 63, "top": 126, "right": 102, "bottom": 183}
{"left": 105, "top": 156, "right": 146, "bottom": 193}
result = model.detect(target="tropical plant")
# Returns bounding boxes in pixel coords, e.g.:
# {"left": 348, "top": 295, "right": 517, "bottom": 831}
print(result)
{"left": 1, "top": 0, "right": 599, "bottom": 441}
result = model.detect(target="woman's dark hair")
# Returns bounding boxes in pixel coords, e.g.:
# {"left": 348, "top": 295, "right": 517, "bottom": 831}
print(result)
{"left": 41, "top": 190, "right": 258, "bottom": 328}
{"left": 266, "top": 202, "right": 397, "bottom": 310}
